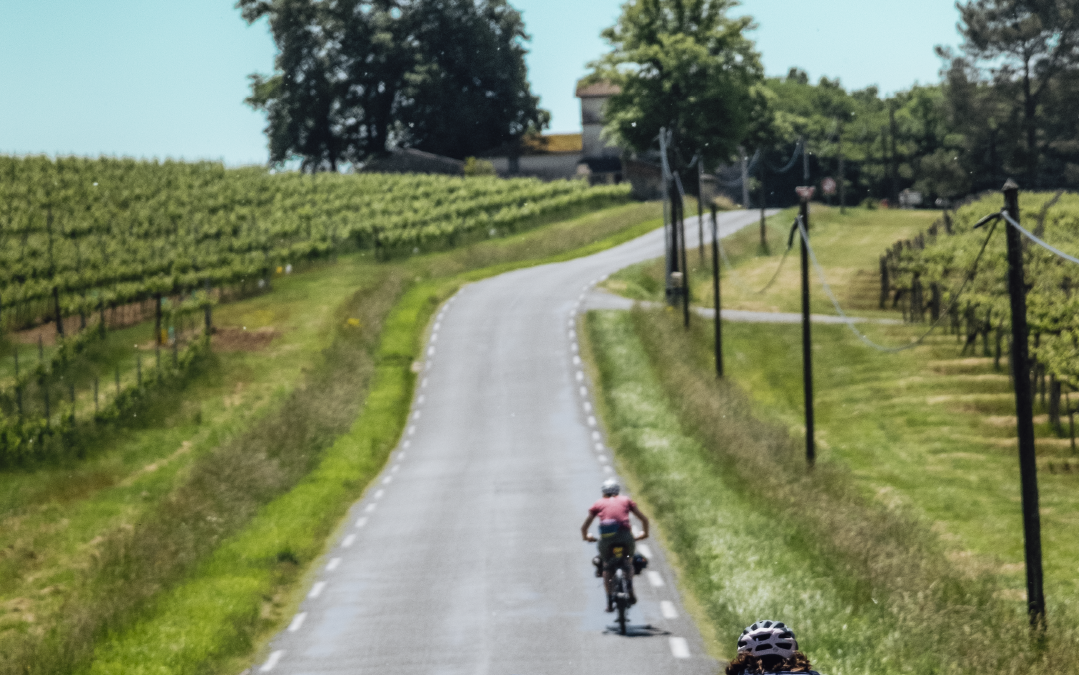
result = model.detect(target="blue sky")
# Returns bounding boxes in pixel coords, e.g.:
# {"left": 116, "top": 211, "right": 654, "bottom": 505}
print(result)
{"left": 0, "top": 0, "right": 964, "bottom": 166}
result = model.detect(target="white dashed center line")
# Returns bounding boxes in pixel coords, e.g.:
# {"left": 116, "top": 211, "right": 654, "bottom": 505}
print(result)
{"left": 583, "top": 402, "right": 592, "bottom": 413}
{"left": 288, "top": 612, "right": 307, "bottom": 632}
{"left": 579, "top": 386, "right": 588, "bottom": 397}
{"left": 407, "top": 425, "right": 416, "bottom": 436}
{"left": 592, "top": 431, "right": 601, "bottom": 441}
{"left": 354, "top": 517, "right": 368, "bottom": 528}
{"left": 587, "top": 415, "right": 597, "bottom": 427}
{"left": 647, "top": 571, "right": 665, "bottom": 587}
{"left": 417, "top": 395, "right": 425, "bottom": 405}
{"left": 637, "top": 544, "right": 652, "bottom": 558}
{"left": 660, "top": 600, "right": 678, "bottom": 619}
{"left": 364, "top": 503, "right": 377, "bottom": 514}
{"left": 572, "top": 355, "right": 581, "bottom": 365}
{"left": 382, "top": 476, "right": 392, "bottom": 485}
{"left": 427, "top": 346, "right": 435, "bottom": 356}
{"left": 412, "top": 411, "right": 421, "bottom": 420}
{"left": 391, "top": 464, "right": 400, "bottom": 473}
{"left": 259, "top": 649, "right": 284, "bottom": 672}
{"left": 575, "top": 371, "right": 585, "bottom": 382}
{"left": 342, "top": 534, "right": 356, "bottom": 548}
{"left": 603, "top": 466, "right": 613, "bottom": 474}
{"left": 374, "top": 489, "right": 385, "bottom": 500}
{"left": 669, "top": 637, "right": 691, "bottom": 659}
{"left": 398, "top": 452, "right": 407, "bottom": 460}
{"left": 421, "top": 378, "right": 429, "bottom": 388}
{"left": 326, "top": 557, "right": 341, "bottom": 571}
{"left": 308, "top": 581, "right": 326, "bottom": 599}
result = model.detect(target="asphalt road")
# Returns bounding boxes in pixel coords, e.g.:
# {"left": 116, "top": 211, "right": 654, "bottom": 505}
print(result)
{"left": 256, "top": 209, "right": 773, "bottom": 675}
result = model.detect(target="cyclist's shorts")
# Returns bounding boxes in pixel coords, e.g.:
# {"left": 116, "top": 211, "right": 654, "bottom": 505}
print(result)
{"left": 598, "top": 527, "right": 635, "bottom": 562}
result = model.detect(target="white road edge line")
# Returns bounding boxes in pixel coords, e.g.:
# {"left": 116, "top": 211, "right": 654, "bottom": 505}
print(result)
{"left": 259, "top": 649, "right": 285, "bottom": 671}
{"left": 364, "top": 503, "right": 377, "bottom": 514}
{"left": 647, "top": 570, "right": 665, "bottom": 587}
{"left": 660, "top": 600, "right": 678, "bottom": 619}
{"left": 354, "top": 516, "right": 368, "bottom": 528}
{"left": 342, "top": 534, "right": 356, "bottom": 548}
{"left": 308, "top": 581, "right": 326, "bottom": 599}
{"left": 669, "top": 637, "right": 691, "bottom": 659}
{"left": 287, "top": 611, "right": 307, "bottom": 632}
{"left": 374, "top": 489, "right": 385, "bottom": 499}
{"left": 326, "top": 557, "right": 341, "bottom": 571}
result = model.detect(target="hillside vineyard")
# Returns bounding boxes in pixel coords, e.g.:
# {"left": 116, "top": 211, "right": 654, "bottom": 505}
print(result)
{"left": 0, "top": 156, "right": 628, "bottom": 332}
{"left": 882, "top": 192, "right": 1078, "bottom": 386}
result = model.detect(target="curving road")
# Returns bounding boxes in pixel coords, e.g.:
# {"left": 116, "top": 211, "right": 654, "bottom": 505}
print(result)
{"left": 256, "top": 209, "right": 773, "bottom": 675}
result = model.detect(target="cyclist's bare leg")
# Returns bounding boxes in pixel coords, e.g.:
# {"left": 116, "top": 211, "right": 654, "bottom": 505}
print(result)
{"left": 624, "top": 558, "right": 636, "bottom": 604}
{"left": 602, "top": 568, "right": 614, "bottom": 611}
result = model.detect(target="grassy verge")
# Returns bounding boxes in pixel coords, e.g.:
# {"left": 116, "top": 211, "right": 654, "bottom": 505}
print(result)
{"left": 586, "top": 307, "right": 1074, "bottom": 674}
{"left": 601, "top": 204, "right": 1077, "bottom": 607}
{"left": 606, "top": 205, "right": 938, "bottom": 318}
{"left": 0, "top": 200, "right": 661, "bottom": 674}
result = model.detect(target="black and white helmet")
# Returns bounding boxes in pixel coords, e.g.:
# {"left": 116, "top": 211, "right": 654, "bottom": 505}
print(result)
{"left": 737, "top": 620, "right": 798, "bottom": 659}
{"left": 601, "top": 478, "right": 620, "bottom": 496}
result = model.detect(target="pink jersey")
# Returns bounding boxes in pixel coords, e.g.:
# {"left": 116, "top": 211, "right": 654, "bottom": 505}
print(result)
{"left": 589, "top": 495, "right": 636, "bottom": 531}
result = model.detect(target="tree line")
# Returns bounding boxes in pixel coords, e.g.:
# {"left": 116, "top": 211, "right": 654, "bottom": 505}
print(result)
{"left": 244, "top": 0, "right": 1076, "bottom": 204}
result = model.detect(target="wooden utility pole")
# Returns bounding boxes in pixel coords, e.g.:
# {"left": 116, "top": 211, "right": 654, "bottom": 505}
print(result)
{"left": 797, "top": 188, "right": 815, "bottom": 466}
{"left": 888, "top": 104, "right": 899, "bottom": 205}
{"left": 679, "top": 193, "right": 690, "bottom": 328}
{"left": 838, "top": 133, "right": 846, "bottom": 214}
{"left": 697, "top": 162, "right": 705, "bottom": 263}
{"left": 759, "top": 153, "right": 768, "bottom": 252}
{"left": 1002, "top": 180, "right": 1045, "bottom": 629}
{"left": 710, "top": 205, "right": 723, "bottom": 378}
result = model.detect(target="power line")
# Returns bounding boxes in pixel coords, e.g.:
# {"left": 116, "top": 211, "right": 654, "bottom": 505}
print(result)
{"left": 715, "top": 227, "right": 793, "bottom": 295}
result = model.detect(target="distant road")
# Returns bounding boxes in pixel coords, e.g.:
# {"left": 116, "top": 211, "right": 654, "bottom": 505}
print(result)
{"left": 257, "top": 210, "right": 771, "bottom": 674}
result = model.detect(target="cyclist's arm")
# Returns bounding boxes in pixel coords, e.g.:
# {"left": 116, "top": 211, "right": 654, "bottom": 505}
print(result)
{"left": 629, "top": 504, "right": 649, "bottom": 540}
{"left": 581, "top": 512, "right": 597, "bottom": 542}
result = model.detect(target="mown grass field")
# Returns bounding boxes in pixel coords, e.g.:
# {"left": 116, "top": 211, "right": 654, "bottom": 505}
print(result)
{"left": 0, "top": 200, "right": 662, "bottom": 675}
{"left": 590, "top": 204, "right": 1078, "bottom": 673}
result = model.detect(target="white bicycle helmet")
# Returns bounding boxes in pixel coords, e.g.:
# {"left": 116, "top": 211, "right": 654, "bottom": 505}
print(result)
{"left": 601, "top": 478, "right": 620, "bottom": 496}
{"left": 737, "top": 619, "right": 798, "bottom": 659}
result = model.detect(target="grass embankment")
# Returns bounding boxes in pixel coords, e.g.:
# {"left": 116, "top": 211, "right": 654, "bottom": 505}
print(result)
{"left": 0, "top": 200, "right": 661, "bottom": 675}
{"left": 607, "top": 204, "right": 935, "bottom": 318}
{"left": 589, "top": 204, "right": 1077, "bottom": 672}
{"left": 586, "top": 308, "right": 1075, "bottom": 674}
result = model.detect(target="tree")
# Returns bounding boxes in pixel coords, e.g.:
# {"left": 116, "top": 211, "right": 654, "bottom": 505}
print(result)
{"left": 954, "top": 0, "right": 1079, "bottom": 186}
{"left": 588, "top": 0, "right": 764, "bottom": 171}
{"left": 239, "top": 0, "right": 547, "bottom": 170}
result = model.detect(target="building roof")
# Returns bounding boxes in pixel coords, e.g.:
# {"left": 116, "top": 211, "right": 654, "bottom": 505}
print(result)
{"left": 522, "top": 133, "right": 582, "bottom": 154}
{"left": 575, "top": 81, "right": 621, "bottom": 98}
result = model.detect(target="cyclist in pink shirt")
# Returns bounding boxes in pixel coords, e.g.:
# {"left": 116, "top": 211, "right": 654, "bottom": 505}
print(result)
{"left": 581, "top": 478, "right": 649, "bottom": 611}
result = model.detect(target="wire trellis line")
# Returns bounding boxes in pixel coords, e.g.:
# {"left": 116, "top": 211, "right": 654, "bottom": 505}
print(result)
{"left": 796, "top": 215, "right": 999, "bottom": 353}
{"left": 999, "top": 210, "right": 1080, "bottom": 264}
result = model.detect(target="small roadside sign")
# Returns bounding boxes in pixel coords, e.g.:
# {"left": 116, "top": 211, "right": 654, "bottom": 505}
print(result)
{"left": 795, "top": 186, "right": 816, "bottom": 200}
{"left": 821, "top": 177, "right": 837, "bottom": 195}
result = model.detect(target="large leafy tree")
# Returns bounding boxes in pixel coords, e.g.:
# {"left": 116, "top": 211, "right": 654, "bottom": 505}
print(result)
{"left": 239, "top": 0, "right": 547, "bottom": 171}
{"left": 588, "top": 0, "right": 764, "bottom": 171}
{"left": 953, "top": 0, "right": 1078, "bottom": 186}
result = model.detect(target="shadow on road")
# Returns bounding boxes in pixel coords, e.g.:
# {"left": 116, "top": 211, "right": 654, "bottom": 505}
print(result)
{"left": 603, "top": 623, "right": 671, "bottom": 638}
